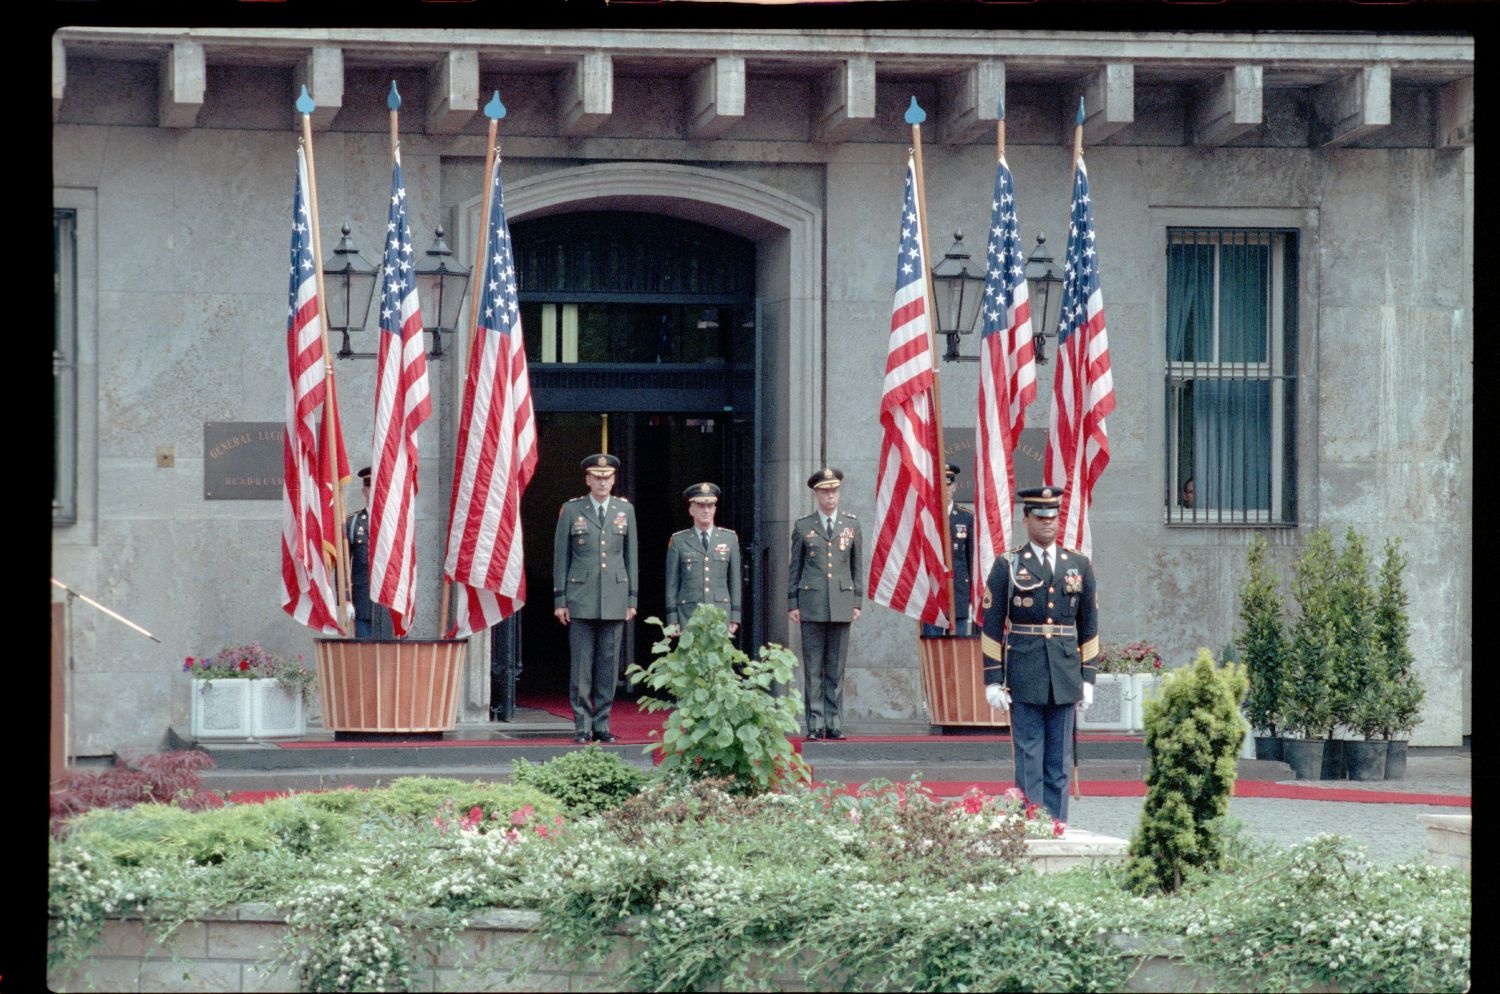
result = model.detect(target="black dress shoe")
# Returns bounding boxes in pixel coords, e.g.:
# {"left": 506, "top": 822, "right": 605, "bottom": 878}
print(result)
{"left": 806, "top": 729, "right": 825, "bottom": 741}
{"left": 594, "top": 732, "right": 619, "bottom": 744}
{"left": 573, "top": 733, "right": 592, "bottom": 745}
{"left": 825, "top": 729, "right": 847, "bottom": 741}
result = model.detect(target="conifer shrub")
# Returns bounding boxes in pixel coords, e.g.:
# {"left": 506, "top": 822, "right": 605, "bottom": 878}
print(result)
{"left": 1125, "top": 648, "right": 1249, "bottom": 895}
{"left": 511, "top": 747, "right": 649, "bottom": 816}
{"left": 1234, "top": 535, "right": 1287, "bottom": 737}
{"left": 1375, "top": 537, "right": 1425, "bottom": 739}
{"left": 1283, "top": 528, "right": 1339, "bottom": 739}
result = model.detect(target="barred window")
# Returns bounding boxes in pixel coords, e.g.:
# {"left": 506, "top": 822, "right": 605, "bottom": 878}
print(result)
{"left": 55, "top": 208, "right": 78, "bottom": 526}
{"left": 1165, "top": 228, "right": 1297, "bottom": 525}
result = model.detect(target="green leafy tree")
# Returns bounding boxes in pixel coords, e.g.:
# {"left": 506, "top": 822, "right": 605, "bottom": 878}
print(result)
{"left": 1235, "top": 535, "right": 1288, "bottom": 736}
{"left": 1283, "top": 529, "right": 1339, "bottom": 739}
{"left": 627, "top": 605, "right": 810, "bottom": 793}
{"left": 1125, "top": 648, "right": 1249, "bottom": 895}
{"left": 1336, "top": 528, "right": 1386, "bottom": 739}
{"left": 1375, "top": 537, "right": 1425, "bottom": 739}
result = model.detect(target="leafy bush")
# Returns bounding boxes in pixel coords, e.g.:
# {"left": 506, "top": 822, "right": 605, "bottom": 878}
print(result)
{"left": 1092, "top": 640, "right": 1163, "bottom": 675}
{"left": 184, "top": 640, "right": 316, "bottom": 698}
{"left": 512, "top": 748, "right": 648, "bottom": 816}
{"left": 1125, "top": 648, "right": 1248, "bottom": 895}
{"left": 50, "top": 750, "right": 220, "bottom": 835}
{"left": 627, "top": 605, "right": 809, "bottom": 793}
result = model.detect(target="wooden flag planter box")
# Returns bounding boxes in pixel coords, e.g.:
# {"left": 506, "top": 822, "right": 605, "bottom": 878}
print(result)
{"left": 917, "top": 636, "right": 1009, "bottom": 728}
{"left": 314, "top": 639, "right": 465, "bottom": 733}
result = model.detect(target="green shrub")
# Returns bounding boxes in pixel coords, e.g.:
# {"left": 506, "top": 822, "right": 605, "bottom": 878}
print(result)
{"left": 1335, "top": 527, "right": 1385, "bottom": 738}
{"left": 1376, "top": 537, "right": 1425, "bottom": 739}
{"left": 1125, "top": 648, "right": 1249, "bottom": 895}
{"left": 1234, "top": 534, "right": 1287, "bottom": 736}
{"left": 512, "top": 748, "right": 648, "bottom": 816}
{"left": 349, "top": 776, "right": 561, "bottom": 825}
{"left": 627, "top": 605, "right": 809, "bottom": 793}
{"left": 1284, "top": 529, "right": 1339, "bottom": 738}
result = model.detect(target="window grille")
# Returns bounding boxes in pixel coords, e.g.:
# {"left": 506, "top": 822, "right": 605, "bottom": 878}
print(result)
{"left": 1165, "top": 227, "right": 1298, "bottom": 525}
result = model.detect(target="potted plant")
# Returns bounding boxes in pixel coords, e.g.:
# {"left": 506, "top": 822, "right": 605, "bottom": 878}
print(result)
{"left": 1374, "top": 537, "right": 1424, "bottom": 779}
{"left": 1280, "top": 530, "right": 1338, "bottom": 779}
{"left": 1335, "top": 529, "right": 1387, "bottom": 781}
{"left": 1082, "top": 640, "right": 1161, "bottom": 733}
{"left": 1235, "top": 535, "right": 1288, "bottom": 761}
{"left": 185, "top": 642, "right": 314, "bottom": 740}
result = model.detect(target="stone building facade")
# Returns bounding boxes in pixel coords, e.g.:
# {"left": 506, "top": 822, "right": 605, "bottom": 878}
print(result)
{"left": 51, "top": 26, "right": 1473, "bottom": 755}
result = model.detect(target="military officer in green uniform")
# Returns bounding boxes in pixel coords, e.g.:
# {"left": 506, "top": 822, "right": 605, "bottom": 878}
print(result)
{"left": 665, "top": 482, "right": 741, "bottom": 635}
{"left": 922, "top": 463, "right": 976, "bottom": 638}
{"left": 788, "top": 467, "right": 863, "bottom": 740}
{"left": 980, "top": 486, "right": 1099, "bottom": 822}
{"left": 346, "top": 466, "right": 394, "bottom": 640}
{"left": 553, "top": 453, "right": 639, "bottom": 744}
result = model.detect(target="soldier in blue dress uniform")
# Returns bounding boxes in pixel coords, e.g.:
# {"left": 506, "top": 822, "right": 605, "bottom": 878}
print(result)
{"left": 980, "top": 486, "right": 1099, "bottom": 822}
{"left": 922, "top": 463, "right": 976, "bottom": 637}
{"left": 346, "top": 467, "right": 394, "bottom": 640}
{"left": 553, "top": 454, "right": 639, "bottom": 745}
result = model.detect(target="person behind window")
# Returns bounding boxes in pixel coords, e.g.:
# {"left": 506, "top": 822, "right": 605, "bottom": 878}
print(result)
{"left": 1179, "top": 478, "right": 1195, "bottom": 509}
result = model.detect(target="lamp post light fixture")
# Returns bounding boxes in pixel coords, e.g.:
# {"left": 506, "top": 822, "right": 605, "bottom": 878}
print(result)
{"left": 413, "top": 226, "right": 470, "bottom": 359}
{"left": 931, "top": 230, "right": 986, "bottom": 363}
{"left": 1024, "top": 232, "right": 1065, "bottom": 366}
{"left": 324, "top": 224, "right": 379, "bottom": 359}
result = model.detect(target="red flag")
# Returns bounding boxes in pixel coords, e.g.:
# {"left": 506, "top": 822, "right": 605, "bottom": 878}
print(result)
{"left": 868, "top": 154, "right": 949, "bottom": 627}
{"left": 443, "top": 155, "right": 538, "bottom": 638}
{"left": 1045, "top": 155, "right": 1115, "bottom": 558}
{"left": 975, "top": 154, "right": 1037, "bottom": 606}
{"left": 280, "top": 146, "right": 345, "bottom": 635}
{"left": 370, "top": 151, "right": 433, "bottom": 637}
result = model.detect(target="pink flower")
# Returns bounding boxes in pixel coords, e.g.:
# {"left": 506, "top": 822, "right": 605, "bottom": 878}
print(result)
{"left": 535, "top": 825, "right": 551, "bottom": 838}
{"left": 1053, "top": 819, "right": 1067, "bottom": 838}
{"left": 510, "top": 804, "right": 535, "bottom": 827}
{"left": 459, "top": 806, "right": 483, "bottom": 830}
{"left": 961, "top": 789, "right": 985, "bottom": 815}
{"left": 1002, "top": 787, "right": 1025, "bottom": 804}
{"left": 183, "top": 657, "right": 195, "bottom": 672}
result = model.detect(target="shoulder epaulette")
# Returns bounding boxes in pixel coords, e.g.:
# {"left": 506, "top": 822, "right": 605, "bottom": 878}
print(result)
{"left": 841, "top": 512, "right": 858, "bottom": 519}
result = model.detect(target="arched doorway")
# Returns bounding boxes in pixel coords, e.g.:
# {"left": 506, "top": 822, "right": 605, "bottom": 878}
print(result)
{"left": 503, "top": 211, "right": 758, "bottom": 704}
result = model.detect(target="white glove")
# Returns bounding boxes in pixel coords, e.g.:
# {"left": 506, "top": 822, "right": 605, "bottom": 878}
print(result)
{"left": 984, "top": 684, "right": 1010, "bottom": 712}
{"left": 1079, "top": 681, "right": 1094, "bottom": 713}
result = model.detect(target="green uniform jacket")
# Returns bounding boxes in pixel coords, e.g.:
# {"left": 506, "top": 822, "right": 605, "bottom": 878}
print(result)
{"left": 664, "top": 527, "right": 742, "bottom": 626}
{"left": 553, "top": 495, "right": 639, "bottom": 619}
{"left": 787, "top": 512, "right": 863, "bottom": 622}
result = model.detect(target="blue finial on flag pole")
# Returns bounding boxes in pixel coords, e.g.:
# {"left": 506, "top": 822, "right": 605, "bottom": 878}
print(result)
{"left": 296, "top": 85, "right": 315, "bottom": 115}
{"left": 905, "top": 96, "right": 926, "bottom": 126}
{"left": 997, "top": 94, "right": 1005, "bottom": 121}
{"left": 1077, "top": 97, "right": 1086, "bottom": 125}
{"left": 485, "top": 91, "right": 506, "bottom": 121}
{"left": 388, "top": 81, "right": 401, "bottom": 111}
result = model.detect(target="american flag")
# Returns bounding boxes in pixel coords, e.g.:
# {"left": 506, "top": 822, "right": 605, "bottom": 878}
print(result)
{"left": 370, "top": 151, "right": 433, "bottom": 638}
{"left": 443, "top": 155, "right": 538, "bottom": 638}
{"left": 974, "top": 155, "right": 1037, "bottom": 604}
{"left": 280, "top": 145, "right": 345, "bottom": 635}
{"left": 868, "top": 154, "right": 949, "bottom": 627}
{"left": 1045, "top": 156, "right": 1115, "bottom": 558}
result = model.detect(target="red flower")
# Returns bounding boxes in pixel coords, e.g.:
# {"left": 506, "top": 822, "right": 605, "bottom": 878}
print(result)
{"left": 238, "top": 660, "right": 250, "bottom": 671}
{"left": 1053, "top": 819, "right": 1067, "bottom": 838}
{"left": 459, "top": 806, "right": 483, "bottom": 830}
{"left": 183, "top": 657, "right": 195, "bottom": 672}
{"left": 1024, "top": 802, "right": 1040, "bottom": 821}
{"left": 961, "top": 789, "right": 985, "bottom": 815}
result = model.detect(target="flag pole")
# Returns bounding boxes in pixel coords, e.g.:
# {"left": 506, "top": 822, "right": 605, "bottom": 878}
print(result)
{"left": 439, "top": 91, "right": 504, "bottom": 636}
{"left": 906, "top": 97, "right": 958, "bottom": 632}
{"left": 297, "top": 85, "right": 351, "bottom": 634}
{"left": 1070, "top": 96, "right": 1085, "bottom": 804}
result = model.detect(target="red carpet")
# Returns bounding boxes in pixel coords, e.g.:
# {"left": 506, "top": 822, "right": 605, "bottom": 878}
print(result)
{"left": 514, "top": 691, "right": 670, "bottom": 742}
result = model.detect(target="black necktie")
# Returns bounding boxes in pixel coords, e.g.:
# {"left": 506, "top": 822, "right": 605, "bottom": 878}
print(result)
{"left": 596, "top": 503, "right": 606, "bottom": 527}
{"left": 1042, "top": 548, "right": 1052, "bottom": 576}
{"left": 824, "top": 517, "right": 833, "bottom": 540}
{"left": 700, "top": 530, "right": 709, "bottom": 552}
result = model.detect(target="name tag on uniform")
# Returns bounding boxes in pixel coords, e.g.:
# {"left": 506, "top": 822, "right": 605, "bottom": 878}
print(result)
{"left": 572, "top": 516, "right": 589, "bottom": 534}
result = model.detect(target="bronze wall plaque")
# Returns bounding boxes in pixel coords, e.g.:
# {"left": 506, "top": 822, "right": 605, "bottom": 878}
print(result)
{"left": 941, "top": 425, "right": 1048, "bottom": 505}
{"left": 204, "top": 422, "right": 284, "bottom": 500}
